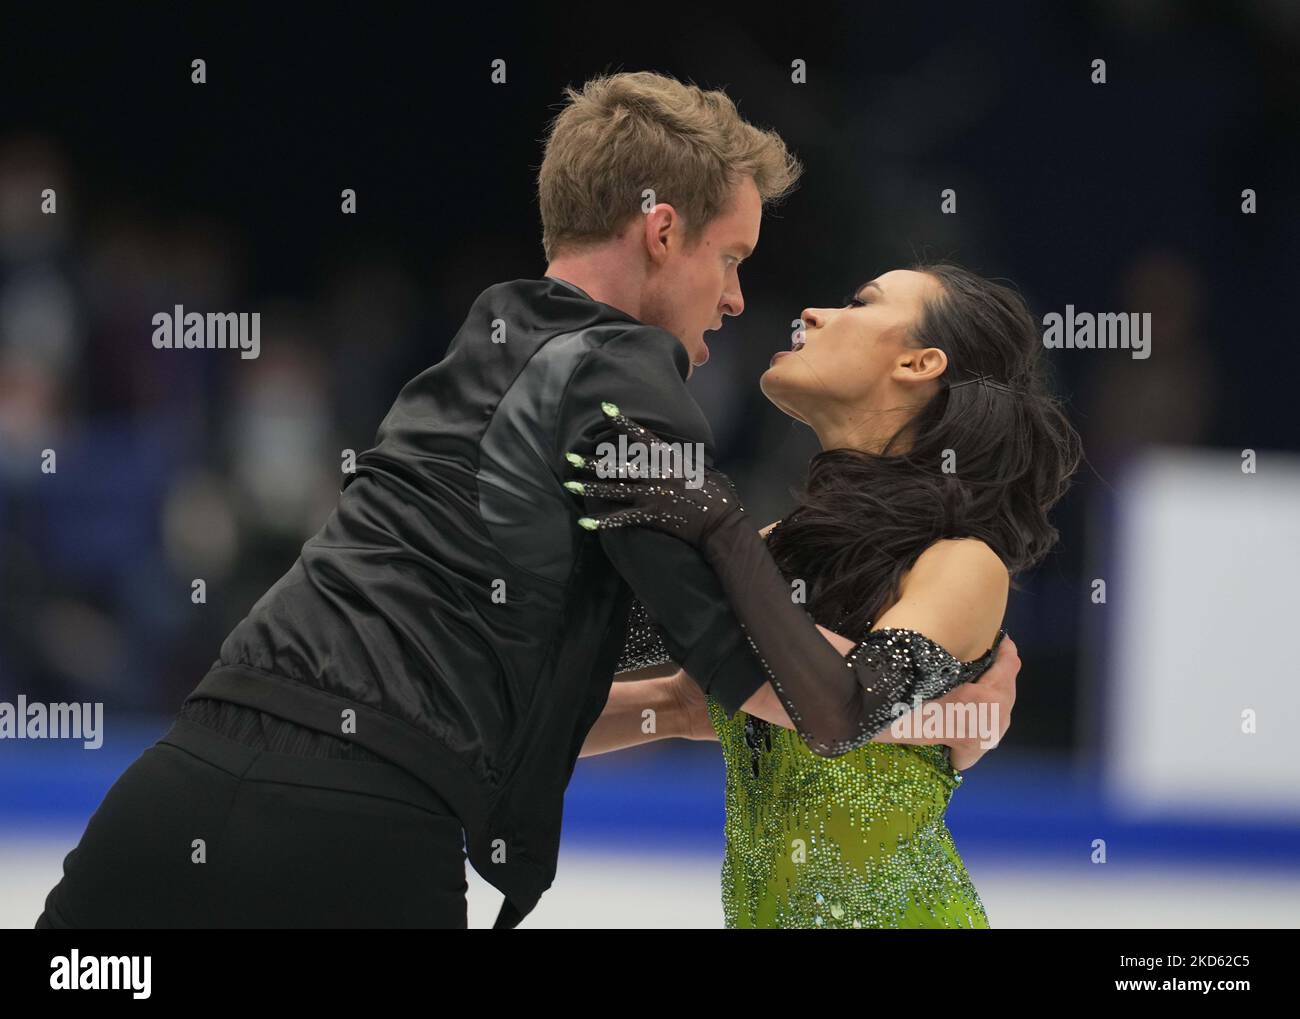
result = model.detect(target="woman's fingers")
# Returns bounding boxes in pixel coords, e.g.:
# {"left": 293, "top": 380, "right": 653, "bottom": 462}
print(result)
{"left": 562, "top": 451, "right": 606, "bottom": 476}
{"left": 576, "top": 507, "right": 693, "bottom": 533}
{"left": 562, "top": 401, "right": 685, "bottom": 482}
{"left": 600, "top": 401, "right": 663, "bottom": 447}
{"left": 562, "top": 480, "right": 636, "bottom": 501}
{"left": 601, "top": 404, "right": 689, "bottom": 473}
{"left": 563, "top": 453, "right": 679, "bottom": 482}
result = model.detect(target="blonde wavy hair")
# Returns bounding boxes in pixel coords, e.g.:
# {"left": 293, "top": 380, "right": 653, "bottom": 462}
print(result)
{"left": 538, "top": 70, "right": 802, "bottom": 261}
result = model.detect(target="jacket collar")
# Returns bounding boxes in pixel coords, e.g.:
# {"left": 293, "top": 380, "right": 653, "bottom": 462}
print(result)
{"left": 541, "top": 276, "right": 690, "bottom": 381}
{"left": 544, "top": 274, "right": 593, "bottom": 300}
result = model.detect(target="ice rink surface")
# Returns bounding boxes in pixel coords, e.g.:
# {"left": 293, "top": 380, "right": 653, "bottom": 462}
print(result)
{"left": 6, "top": 829, "right": 1298, "bottom": 929}
{"left": 7, "top": 726, "right": 1298, "bottom": 929}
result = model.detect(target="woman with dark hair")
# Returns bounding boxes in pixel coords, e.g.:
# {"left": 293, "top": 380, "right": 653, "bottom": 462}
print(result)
{"left": 569, "top": 263, "right": 1082, "bottom": 928}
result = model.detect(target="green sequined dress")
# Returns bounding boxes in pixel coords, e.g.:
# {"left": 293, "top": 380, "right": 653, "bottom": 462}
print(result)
{"left": 704, "top": 688, "right": 991, "bottom": 929}
{"left": 613, "top": 544, "right": 999, "bottom": 930}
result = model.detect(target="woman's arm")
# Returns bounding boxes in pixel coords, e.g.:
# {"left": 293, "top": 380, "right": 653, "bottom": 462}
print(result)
{"left": 606, "top": 572, "right": 1017, "bottom": 765}
{"left": 671, "top": 619, "right": 1016, "bottom": 770}
{"left": 716, "top": 521, "right": 1011, "bottom": 756}
{"left": 697, "top": 603, "right": 1015, "bottom": 760}
{"left": 659, "top": 518, "right": 1012, "bottom": 763}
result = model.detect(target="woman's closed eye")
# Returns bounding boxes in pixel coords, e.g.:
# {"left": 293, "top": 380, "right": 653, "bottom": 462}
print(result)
{"left": 841, "top": 295, "right": 868, "bottom": 308}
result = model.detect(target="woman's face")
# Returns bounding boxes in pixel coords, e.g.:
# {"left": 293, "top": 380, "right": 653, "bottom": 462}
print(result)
{"left": 760, "top": 269, "right": 946, "bottom": 425}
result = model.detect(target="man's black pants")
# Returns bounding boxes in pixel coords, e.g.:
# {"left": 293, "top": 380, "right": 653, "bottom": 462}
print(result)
{"left": 34, "top": 717, "right": 469, "bottom": 928}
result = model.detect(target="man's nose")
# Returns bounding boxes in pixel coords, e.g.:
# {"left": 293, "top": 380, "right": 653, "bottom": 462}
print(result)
{"left": 722, "top": 287, "right": 744, "bottom": 318}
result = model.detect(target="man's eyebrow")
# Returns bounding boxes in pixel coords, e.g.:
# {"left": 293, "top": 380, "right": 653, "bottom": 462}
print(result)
{"left": 853, "top": 280, "right": 884, "bottom": 300}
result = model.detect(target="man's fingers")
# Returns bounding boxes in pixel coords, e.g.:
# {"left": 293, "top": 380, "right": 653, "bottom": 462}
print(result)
{"left": 990, "top": 634, "right": 1021, "bottom": 679}
{"left": 974, "top": 646, "right": 1017, "bottom": 687}
{"left": 1001, "top": 632, "right": 1019, "bottom": 666}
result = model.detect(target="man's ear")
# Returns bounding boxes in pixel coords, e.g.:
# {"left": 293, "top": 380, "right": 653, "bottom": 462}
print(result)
{"left": 642, "top": 203, "right": 678, "bottom": 263}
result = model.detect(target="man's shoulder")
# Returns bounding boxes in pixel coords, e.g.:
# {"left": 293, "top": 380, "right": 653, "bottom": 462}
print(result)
{"left": 466, "top": 277, "right": 704, "bottom": 444}
{"left": 552, "top": 330, "right": 710, "bottom": 451}
{"left": 478, "top": 277, "right": 688, "bottom": 377}
{"left": 579, "top": 322, "right": 690, "bottom": 377}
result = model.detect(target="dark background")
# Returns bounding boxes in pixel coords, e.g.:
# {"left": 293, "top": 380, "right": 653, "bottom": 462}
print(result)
{"left": 1, "top": 2, "right": 1296, "bottom": 762}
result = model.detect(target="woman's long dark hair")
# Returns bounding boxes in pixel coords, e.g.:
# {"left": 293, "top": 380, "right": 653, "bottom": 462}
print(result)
{"left": 765, "top": 262, "right": 1083, "bottom": 640}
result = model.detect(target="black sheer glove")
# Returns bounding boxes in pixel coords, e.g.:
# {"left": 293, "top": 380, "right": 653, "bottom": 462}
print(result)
{"left": 563, "top": 401, "right": 1005, "bottom": 757}
{"left": 562, "top": 400, "right": 748, "bottom": 546}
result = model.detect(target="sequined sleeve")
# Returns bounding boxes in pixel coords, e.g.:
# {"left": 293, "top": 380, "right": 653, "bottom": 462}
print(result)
{"left": 613, "top": 598, "right": 677, "bottom": 674}
{"left": 697, "top": 513, "right": 1006, "bottom": 757}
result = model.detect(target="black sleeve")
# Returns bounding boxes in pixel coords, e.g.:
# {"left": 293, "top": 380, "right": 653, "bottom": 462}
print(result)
{"left": 692, "top": 512, "right": 1008, "bottom": 756}
{"left": 555, "top": 327, "right": 768, "bottom": 715}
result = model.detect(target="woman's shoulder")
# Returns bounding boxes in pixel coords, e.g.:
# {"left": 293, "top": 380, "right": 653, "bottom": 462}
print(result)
{"left": 886, "top": 538, "right": 1009, "bottom": 661}
{"left": 903, "top": 538, "right": 1008, "bottom": 585}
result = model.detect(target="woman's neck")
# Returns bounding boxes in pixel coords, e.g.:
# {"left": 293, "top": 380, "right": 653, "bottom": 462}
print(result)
{"left": 802, "top": 383, "right": 933, "bottom": 455}
{"left": 812, "top": 416, "right": 915, "bottom": 456}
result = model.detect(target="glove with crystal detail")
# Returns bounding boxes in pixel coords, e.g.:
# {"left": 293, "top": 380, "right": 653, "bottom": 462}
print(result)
{"left": 561, "top": 400, "right": 747, "bottom": 545}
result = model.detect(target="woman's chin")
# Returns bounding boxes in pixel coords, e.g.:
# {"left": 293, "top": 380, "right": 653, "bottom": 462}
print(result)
{"left": 759, "top": 368, "right": 808, "bottom": 423}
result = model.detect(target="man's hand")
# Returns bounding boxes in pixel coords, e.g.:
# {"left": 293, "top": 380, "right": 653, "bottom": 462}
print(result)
{"left": 943, "top": 633, "right": 1019, "bottom": 771}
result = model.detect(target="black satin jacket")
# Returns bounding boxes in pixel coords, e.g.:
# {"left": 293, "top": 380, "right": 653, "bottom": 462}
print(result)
{"left": 183, "top": 276, "right": 766, "bottom": 928}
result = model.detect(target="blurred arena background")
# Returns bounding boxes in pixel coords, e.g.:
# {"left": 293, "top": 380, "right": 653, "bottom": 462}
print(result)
{"left": 2, "top": 4, "right": 1298, "bottom": 927}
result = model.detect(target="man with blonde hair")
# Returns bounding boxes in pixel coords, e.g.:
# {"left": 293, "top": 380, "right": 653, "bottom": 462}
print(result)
{"left": 37, "top": 71, "right": 1016, "bottom": 931}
